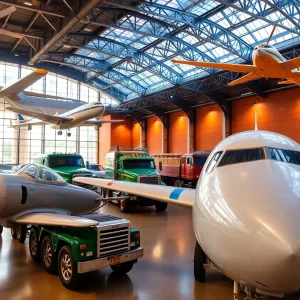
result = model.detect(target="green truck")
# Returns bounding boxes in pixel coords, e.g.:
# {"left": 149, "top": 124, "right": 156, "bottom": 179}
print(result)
{"left": 33, "top": 153, "right": 93, "bottom": 187}
{"left": 102, "top": 146, "right": 168, "bottom": 213}
{"left": 25, "top": 213, "right": 142, "bottom": 290}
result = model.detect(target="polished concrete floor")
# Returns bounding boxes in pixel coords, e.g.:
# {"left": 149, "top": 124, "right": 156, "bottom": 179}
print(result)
{"left": 0, "top": 203, "right": 299, "bottom": 300}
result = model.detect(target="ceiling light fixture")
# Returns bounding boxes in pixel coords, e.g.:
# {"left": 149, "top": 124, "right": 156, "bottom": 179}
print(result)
{"left": 24, "top": 1, "right": 33, "bottom": 6}
{"left": 83, "top": 28, "right": 92, "bottom": 32}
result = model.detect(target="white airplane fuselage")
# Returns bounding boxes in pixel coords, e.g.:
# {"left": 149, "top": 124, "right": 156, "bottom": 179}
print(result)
{"left": 193, "top": 130, "right": 300, "bottom": 297}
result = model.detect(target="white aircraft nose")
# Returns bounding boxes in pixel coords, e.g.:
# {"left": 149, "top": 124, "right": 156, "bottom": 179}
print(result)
{"left": 252, "top": 209, "right": 300, "bottom": 293}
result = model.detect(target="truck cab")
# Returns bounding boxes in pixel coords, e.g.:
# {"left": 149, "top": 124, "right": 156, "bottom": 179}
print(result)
{"left": 33, "top": 153, "right": 93, "bottom": 186}
{"left": 103, "top": 146, "right": 167, "bottom": 212}
{"left": 181, "top": 152, "right": 209, "bottom": 181}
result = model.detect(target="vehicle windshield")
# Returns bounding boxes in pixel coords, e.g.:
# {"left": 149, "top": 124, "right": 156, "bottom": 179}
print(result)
{"left": 194, "top": 156, "right": 208, "bottom": 166}
{"left": 123, "top": 159, "right": 155, "bottom": 169}
{"left": 90, "top": 164, "right": 104, "bottom": 171}
{"left": 49, "top": 156, "right": 84, "bottom": 168}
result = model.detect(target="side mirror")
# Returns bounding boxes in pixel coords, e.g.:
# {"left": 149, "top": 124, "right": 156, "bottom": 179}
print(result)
{"left": 86, "top": 161, "right": 90, "bottom": 169}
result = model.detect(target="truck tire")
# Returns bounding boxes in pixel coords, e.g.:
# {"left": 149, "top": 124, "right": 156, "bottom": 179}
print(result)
{"left": 11, "top": 227, "right": 17, "bottom": 240}
{"left": 120, "top": 198, "right": 131, "bottom": 213}
{"left": 111, "top": 261, "right": 134, "bottom": 274}
{"left": 41, "top": 235, "right": 57, "bottom": 274}
{"left": 155, "top": 201, "right": 168, "bottom": 212}
{"left": 194, "top": 241, "right": 206, "bottom": 282}
{"left": 174, "top": 179, "right": 182, "bottom": 187}
{"left": 58, "top": 245, "right": 79, "bottom": 290}
{"left": 0, "top": 225, "right": 3, "bottom": 235}
{"left": 29, "top": 227, "right": 41, "bottom": 262}
{"left": 16, "top": 224, "right": 27, "bottom": 243}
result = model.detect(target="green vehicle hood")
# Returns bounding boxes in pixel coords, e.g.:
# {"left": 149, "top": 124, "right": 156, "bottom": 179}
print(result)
{"left": 52, "top": 166, "right": 92, "bottom": 176}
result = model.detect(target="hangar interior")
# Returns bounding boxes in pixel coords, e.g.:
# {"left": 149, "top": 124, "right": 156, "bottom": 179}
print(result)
{"left": 0, "top": 0, "right": 300, "bottom": 299}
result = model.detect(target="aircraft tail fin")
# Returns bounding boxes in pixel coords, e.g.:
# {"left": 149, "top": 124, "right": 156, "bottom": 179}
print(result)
{"left": 0, "top": 69, "right": 48, "bottom": 98}
{"left": 17, "top": 114, "right": 24, "bottom": 122}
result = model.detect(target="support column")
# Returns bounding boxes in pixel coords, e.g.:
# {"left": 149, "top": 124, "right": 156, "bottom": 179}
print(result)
{"left": 224, "top": 101, "right": 232, "bottom": 138}
{"left": 188, "top": 108, "right": 196, "bottom": 152}
{"left": 141, "top": 119, "right": 147, "bottom": 148}
{"left": 162, "top": 114, "right": 169, "bottom": 153}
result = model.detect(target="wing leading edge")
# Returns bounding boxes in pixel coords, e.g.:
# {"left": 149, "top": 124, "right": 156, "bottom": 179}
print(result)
{"left": 14, "top": 213, "right": 99, "bottom": 227}
{"left": 73, "top": 178, "right": 195, "bottom": 208}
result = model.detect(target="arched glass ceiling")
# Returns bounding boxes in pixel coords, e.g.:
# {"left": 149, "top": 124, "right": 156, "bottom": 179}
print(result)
{"left": 49, "top": 0, "right": 300, "bottom": 101}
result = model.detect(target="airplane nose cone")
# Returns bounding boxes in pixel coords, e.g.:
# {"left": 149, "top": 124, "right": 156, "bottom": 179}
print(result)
{"left": 252, "top": 210, "right": 300, "bottom": 293}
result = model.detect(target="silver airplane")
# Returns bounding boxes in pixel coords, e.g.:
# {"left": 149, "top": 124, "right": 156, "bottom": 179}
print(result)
{"left": 0, "top": 163, "right": 102, "bottom": 242}
{"left": 0, "top": 69, "right": 122, "bottom": 136}
{"left": 74, "top": 130, "right": 300, "bottom": 299}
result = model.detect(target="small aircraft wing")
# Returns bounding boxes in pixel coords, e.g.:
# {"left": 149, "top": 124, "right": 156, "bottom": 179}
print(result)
{"left": 281, "top": 57, "right": 300, "bottom": 71}
{"left": 14, "top": 213, "right": 99, "bottom": 227}
{"left": 83, "top": 119, "right": 124, "bottom": 126}
{"left": 0, "top": 69, "right": 48, "bottom": 97}
{"left": 172, "top": 59, "right": 259, "bottom": 74}
{"left": 73, "top": 178, "right": 195, "bottom": 208}
{"left": 6, "top": 106, "right": 72, "bottom": 124}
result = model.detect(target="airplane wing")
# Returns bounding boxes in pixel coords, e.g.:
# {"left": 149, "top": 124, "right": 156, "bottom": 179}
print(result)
{"left": 84, "top": 119, "right": 124, "bottom": 126}
{"left": 281, "top": 57, "right": 300, "bottom": 71}
{"left": 14, "top": 212, "right": 99, "bottom": 227}
{"left": 73, "top": 178, "right": 195, "bottom": 208}
{"left": 0, "top": 69, "right": 48, "bottom": 97}
{"left": 228, "top": 73, "right": 262, "bottom": 86}
{"left": 172, "top": 59, "right": 260, "bottom": 74}
{"left": 6, "top": 106, "right": 72, "bottom": 124}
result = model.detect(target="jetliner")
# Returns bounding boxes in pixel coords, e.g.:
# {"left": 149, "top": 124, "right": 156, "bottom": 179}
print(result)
{"left": 172, "top": 26, "right": 300, "bottom": 86}
{"left": 0, "top": 69, "right": 122, "bottom": 136}
{"left": 74, "top": 130, "right": 300, "bottom": 299}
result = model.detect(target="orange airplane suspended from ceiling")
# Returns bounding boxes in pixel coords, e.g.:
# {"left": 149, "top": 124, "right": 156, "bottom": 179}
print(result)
{"left": 172, "top": 26, "right": 300, "bottom": 86}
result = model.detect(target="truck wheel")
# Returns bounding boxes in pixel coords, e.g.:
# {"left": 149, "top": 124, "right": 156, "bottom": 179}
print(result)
{"left": 0, "top": 225, "right": 3, "bottom": 235}
{"left": 11, "top": 227, "right": 17, "bottom": 240}
{"left": 155, "top": 201, "right": 168, "bottom": 212}
{"left": 120, "top": 198, "right": 131, "bottom": 213}
{"left": 41, "top": 235, "right": 57, "bottom": 274}
{"left": 174, "top": 179, "right": 182, "bottom": 187}
{"left": 58, "top": 245, "right": 79, "bottom": 290}
{"left": 194, "top": 241, "right": 206, "bottom": 282}
{"left": 111, "top": 261, "right": 134, "bottom": 274}
{"left": 29, "top": 227, "right": 41, "bottom": 262}
{"left": 16, "top": 224, "right": 27, "bottom": 243}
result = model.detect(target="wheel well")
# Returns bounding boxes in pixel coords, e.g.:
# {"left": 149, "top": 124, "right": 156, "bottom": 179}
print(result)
{"left": 56, "top": 239, "right": 70, "bottom": 254}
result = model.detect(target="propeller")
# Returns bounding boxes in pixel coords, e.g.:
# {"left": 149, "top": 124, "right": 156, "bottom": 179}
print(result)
{"left": 0, "top": 6, "right": 16, "bottom": 19}
{"left": 264, "top": 25, "right": 277, "bottom": 47}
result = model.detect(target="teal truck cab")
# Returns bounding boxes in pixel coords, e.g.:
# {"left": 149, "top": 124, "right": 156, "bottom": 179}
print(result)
{"left": 103, "top": 146, "right": 168, "bottom": 213}
{"left": 25, "top": 213, "right": 142, "bottom": 290}
{"left": 33, "top": 153, "right": 93, "bottom": 187}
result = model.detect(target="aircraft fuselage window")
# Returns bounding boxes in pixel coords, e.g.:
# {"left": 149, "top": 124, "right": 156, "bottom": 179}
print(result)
{"left": 267, "top": 147, "right": 300, "bottom": 166}
{"left": 218, "top": 148, "right": 265, "bottom": 167}
{"left": 206, "top": 151, "right": 223, "bottom": 173}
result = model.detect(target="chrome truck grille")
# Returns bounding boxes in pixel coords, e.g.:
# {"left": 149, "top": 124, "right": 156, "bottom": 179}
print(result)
{"left": 98, "top": 223, "right": 130, "bottom": 258}
{"left": 72, "top": 173, "right": 92, "bottom": 188}
{"left": 138, "top": 175, "right": 160, "bottom": 185}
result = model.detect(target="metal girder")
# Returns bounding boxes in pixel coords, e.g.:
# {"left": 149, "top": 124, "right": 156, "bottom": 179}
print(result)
{"left": 146, "top": 106, "right": 167, "bottom": 126}
{"left": 43, "top": 52, "right": 147, "bottom": 96}
{"left": 0, "top": 53, "right": 127, "bottom": 101}
{"left": 244, "top": 82, "right": 268, "bottom": 98}
{"left": 216, "top": 0, "right": 300, "bottom": 34}
{"left": 67, "top": 33, "right": 183, "bottom": 84}
{"left": 102, "top": 0, "right": 253, "bottom": 59}
{"left": 29, "top": 0, "right": 105, "bottom": 65}
{"left": 168, "top": 99, "right": 196, "bottom": 124}
{"left": 0, "top": 0, "right": 67, "bottom": 18}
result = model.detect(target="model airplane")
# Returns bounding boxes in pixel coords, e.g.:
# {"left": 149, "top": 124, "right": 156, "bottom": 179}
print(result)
{"left": 0, "top": 69, "right": 123, "bottom": 136}
{"left": 172, "top": 26, "right": 300, "bottom": 86}
{"left": 74, "top": 129, "right": 300, "bottom": 299}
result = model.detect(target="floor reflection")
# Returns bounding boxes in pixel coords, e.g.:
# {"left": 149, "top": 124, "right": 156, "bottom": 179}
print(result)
{"left": 1, "top": 203, "right": 297, "bottom": 299}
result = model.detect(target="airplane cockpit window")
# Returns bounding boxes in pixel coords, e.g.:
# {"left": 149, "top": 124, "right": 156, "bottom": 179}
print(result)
{"left": 206, "top": 151, "right": 223, "bottom": 173}
{"left": 267, "top": 147, "right": 300, "bottom": 166}
{"left": 254, "top": 46, "right": 258, "bottom": 50}
{"left": 38, "top": 167, "right": 66, "bottom": 183}
{"left": 218, "top": 148, "right": 265, "bottom": 167}
{"left": 21, "top": 165, "right": 38, "bottom": 179}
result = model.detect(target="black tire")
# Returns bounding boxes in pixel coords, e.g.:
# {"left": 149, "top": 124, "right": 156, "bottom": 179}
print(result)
{"left": 0, "top": 225, "right": 3, "bottom": 235}
{"left": 16, "top": 224, "right": 27, "bottom": 243}
{"left": 120, "top": 198, "right": 131, "bottom": 213}
{"left": 11, "top": 227, "right": 17, "bottom": 240}
{"left": 58, "top": 245, "right": 79, "bottom": 290}
{"left": 29, "top": 227, "right": 41, "bottom": 262}
{"left": 41, "top": 235, "right": 57, "bottom": 274}
{"left": 155, "top": 201, "right": 168, "bottom": 212}
{"left": 110, "top": 261, "right": 134, "bottom": 274}
{"left": 174, "top": 179, "right": 181, "bottom": 187}
{"left": 194, "top": 242, "right": 206, "bottom": 282}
